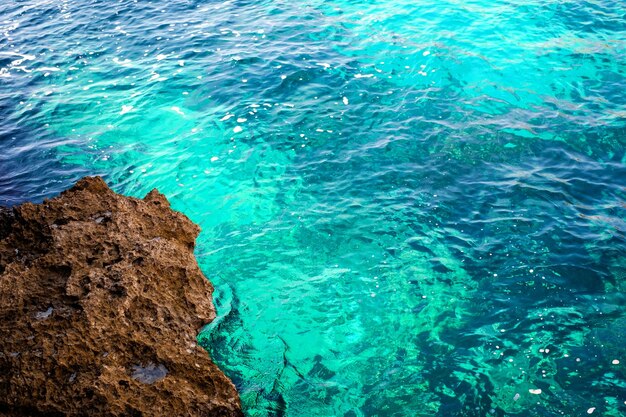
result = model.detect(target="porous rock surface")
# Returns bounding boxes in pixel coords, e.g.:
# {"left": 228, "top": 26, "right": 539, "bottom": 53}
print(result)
{"left": 0, "top": 177, "right": 242, "bottom": 417}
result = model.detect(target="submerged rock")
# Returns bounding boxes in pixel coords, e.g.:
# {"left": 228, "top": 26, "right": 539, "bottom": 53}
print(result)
{"left": 0, "top": 177, "right": 242, "bottom": 416}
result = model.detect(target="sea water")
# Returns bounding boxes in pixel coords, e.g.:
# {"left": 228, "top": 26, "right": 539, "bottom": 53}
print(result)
{"left": 1, "top": 1, "right": 625, "bottom": 416}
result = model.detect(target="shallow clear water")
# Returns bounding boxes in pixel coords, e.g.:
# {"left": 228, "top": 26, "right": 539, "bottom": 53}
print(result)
{"left": 2, "top": 0, "right": 626, "bottom": 415}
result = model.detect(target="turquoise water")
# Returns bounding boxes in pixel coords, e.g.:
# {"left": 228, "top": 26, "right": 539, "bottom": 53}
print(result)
{"left": 1, "top": 0, "right": 626, "bottom": 415}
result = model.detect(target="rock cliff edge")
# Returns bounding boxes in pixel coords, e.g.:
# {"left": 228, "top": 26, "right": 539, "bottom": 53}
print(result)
{"left": 0, "top": 177, "right": 243, "bottom": 417}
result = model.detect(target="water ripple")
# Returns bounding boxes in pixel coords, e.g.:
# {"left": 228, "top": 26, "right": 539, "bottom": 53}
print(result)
{"left": 1, "top": 0, "right": 626, "bottom": 415}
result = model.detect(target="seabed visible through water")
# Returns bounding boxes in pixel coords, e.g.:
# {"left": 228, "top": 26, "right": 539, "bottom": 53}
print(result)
{"left": 1, "top": 0, "right": 625, "bottom": 416}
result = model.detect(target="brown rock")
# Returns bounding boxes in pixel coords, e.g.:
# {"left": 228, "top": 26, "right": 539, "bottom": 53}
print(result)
{"left": 0, "top": 177, "right": 243, "bottom": 417}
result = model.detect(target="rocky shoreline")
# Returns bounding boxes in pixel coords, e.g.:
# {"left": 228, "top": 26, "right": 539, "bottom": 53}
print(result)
{"left": 0, "top": 177, "right": 242, "bottom": 416}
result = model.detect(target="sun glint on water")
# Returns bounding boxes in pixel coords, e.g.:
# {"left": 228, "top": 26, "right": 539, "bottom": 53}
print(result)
{"left": 1, "top": 0, "right": 625, "bottom": 416}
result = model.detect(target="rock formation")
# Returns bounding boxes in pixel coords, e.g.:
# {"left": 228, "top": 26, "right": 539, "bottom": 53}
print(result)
{"left": 0, "top": 177, "right": 243, "bottom": 417}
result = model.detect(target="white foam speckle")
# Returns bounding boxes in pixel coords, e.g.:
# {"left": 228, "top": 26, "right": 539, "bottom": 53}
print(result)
{"left": 171, "top": 106, "right": 184, "bottom": 116}
{"left": 220, "top": 114, "right": 233, "bottom": 121}
{"left": 112, "top": 57, "right": 132, "bottom": 67}
{"left": 233, "top": 126, "right": 243, "bottom": 133}
{"left": 612, "top": 359, "right": 620, "bottom": 365}
{"left": 237, "top": 117, "right": 247, "bottom": 123}
{"left": 280, "top": 75, "right": 286, "bottom": 79}
{"left": 210, "top": 156, "right": 219, "bottom": 162}
{"left": 587, "top": 408, "right": 595, "bottom": 414}
{"left": 423, "top": 50, "right": 431, "bottom": 56}
{"left": 156, "top": 54, "right": 167, "bottom": 61}
{"left": 342, "top": 96, "right": 349, "bottom": 105}
{"left": 120, "top": 105, "right": 134, "bottom": 115}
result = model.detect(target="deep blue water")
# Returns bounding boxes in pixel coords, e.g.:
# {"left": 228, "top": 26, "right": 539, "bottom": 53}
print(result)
{"left": 1, "top": 0, "right": 625, "bottom": 416}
